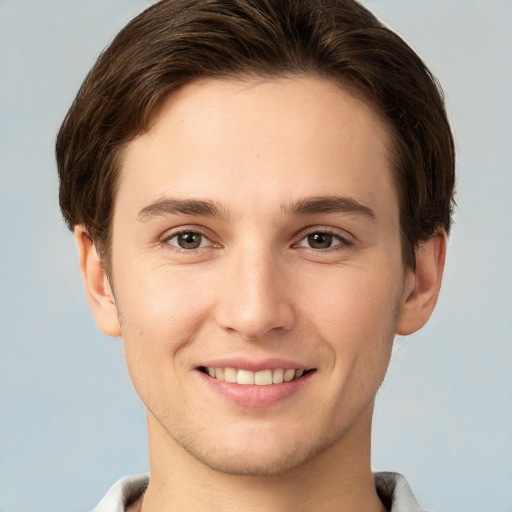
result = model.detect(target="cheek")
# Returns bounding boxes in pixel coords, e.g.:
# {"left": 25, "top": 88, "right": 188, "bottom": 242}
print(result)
{"left": 114, "top": 267, "right": 216, "bottom": 394}
{"left": 117, "top": 263, "right": 216, "bottom": 337}
{"left": 304, "top": 264, "right": 402, "bottom": 374}
{"left": 306, "top": 263, "right": 401, "bottom": 329}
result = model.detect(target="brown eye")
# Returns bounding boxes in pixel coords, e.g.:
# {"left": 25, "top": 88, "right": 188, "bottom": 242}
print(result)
{"left": 168, "top": 231, "right": 206, "bottom": 249}
{"left": 307, "top": 233, "right": 334, "bottom": 249}
{"left": 296, "top": 230, "right": 351, "bottom": 251}
{"left": 178, "top": 232, "right": 202, "bottom": 249}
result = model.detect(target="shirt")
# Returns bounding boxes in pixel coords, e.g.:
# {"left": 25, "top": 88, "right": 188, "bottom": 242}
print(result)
{"left": 91, "top": 471, "right": 426, "bottom": 511}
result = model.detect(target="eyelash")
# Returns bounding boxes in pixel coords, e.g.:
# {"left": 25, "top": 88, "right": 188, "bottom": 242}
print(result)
{"left": 294, "top": 228, "right": 353, "bottom": 252}
{"left": 162, "top": 228, "right": 215, "bottom": 252}
{"left": 161, "top": 227, "right": 353, "bottom": 253}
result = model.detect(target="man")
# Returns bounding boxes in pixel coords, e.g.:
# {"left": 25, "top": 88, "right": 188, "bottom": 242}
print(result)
{"left": 56, "top": 0, "right": 455, "bottom": 510}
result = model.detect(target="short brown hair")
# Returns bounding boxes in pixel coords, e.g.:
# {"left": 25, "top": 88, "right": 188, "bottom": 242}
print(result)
{"left": 56, "top": 0, "right": 455, "bottom": 270}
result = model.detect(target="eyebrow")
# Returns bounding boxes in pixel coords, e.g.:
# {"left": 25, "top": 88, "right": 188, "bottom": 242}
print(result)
{"left": 138, "top": 198, "right": 228, "bottom": 221}
{"left": 137, "top": 195, "right": 375, "bottom": 222}
{"left": 283, "top": 196, "right": 376, "bottom": 220}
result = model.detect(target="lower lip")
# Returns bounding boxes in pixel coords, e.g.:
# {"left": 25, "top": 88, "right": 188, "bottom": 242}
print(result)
{"left": 198, "top": 371, "right": 314, "bottom": 407}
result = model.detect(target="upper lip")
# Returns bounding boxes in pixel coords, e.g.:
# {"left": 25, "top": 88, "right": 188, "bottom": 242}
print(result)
{"left": 198, "top": 357, "right": 313, "bottom": 372}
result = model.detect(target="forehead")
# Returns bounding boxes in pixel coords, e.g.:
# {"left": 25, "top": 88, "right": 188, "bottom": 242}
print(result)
{"left": 116, "top": 76, "right": 397, "bottom": 222}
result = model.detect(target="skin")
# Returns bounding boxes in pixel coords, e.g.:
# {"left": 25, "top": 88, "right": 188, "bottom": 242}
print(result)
{"left": 76, "top": 76, "right": 446, "bottom": 512}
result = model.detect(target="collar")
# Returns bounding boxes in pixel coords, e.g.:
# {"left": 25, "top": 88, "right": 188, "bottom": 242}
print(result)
{"left": 92, "top": 471, "right": 425, "bottom": 511}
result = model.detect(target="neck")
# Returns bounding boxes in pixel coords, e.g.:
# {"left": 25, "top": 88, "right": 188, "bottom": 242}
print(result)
{"left": 139, "top": 404, "right": 386, "bottom": 512}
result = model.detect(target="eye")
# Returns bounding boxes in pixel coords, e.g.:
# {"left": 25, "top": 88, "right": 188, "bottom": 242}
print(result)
{"left": 296, "top": 231, "right": 351, "bottom": 250}
{"left": 166, "top": 231, "right": 211, "bottom": 250}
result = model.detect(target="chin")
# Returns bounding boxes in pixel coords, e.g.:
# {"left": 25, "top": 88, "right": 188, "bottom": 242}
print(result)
{"left": 187, "top": 448, "right": 312, "bottom": 477}
{"left": 178, "top": 428, "right": 342, "bottom": 477}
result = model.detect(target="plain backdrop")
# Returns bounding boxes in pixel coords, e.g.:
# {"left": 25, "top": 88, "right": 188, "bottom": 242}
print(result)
{"left": 1, "top": 1, "right": 511, "bottom": 511}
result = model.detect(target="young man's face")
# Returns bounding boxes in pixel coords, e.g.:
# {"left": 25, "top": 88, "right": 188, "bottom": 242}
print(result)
{"left": 86, "top": 77, "right": 426, "bottom": 475}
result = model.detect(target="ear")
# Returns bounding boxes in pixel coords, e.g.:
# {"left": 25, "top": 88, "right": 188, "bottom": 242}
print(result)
{"left": 74, "top": 226, "right": 122, "bottom": 337}
{"left": 396, "top": 231, "right": 447, "bottom": 336}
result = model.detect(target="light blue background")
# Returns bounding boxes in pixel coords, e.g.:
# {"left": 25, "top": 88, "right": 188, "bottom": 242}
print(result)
{"left": 1, "top": 1, "right": 511, "bottom": 511}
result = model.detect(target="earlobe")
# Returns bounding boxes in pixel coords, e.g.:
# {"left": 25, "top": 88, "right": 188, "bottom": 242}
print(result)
{"left": 74, "top": 226, "right": 122, "bottom": 337}
{"left": 396, "top": 231, "right": 447, "bottom": 336}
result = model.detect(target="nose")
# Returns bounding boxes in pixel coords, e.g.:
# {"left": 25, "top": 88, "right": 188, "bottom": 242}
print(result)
{"left": 214, "top": 247, "right": 296, "bottom": 341}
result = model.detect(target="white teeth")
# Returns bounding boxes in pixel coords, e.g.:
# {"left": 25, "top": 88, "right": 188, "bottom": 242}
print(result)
{"left": 283, "top": 369, "right": 295, "bottom": 382}
{"left": 224, "top": 367, "right": 237, "bottom": 383}
{"left": 204, "top": 367, "right": 307, "bottom": 385}
{"left": 237, "top": 369, "right": 254, "bottom": 385}
{"left": 254, "top": 369, "right": 273, "bottom": 385}
{"left": 272, "top": 368, "right": 284, "bottom": 384}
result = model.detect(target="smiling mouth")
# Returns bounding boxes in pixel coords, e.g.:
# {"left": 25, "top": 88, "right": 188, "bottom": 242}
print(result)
{"left": 199, "top": 367, "right": 315, "bottom": 385}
